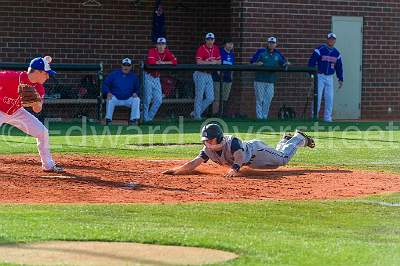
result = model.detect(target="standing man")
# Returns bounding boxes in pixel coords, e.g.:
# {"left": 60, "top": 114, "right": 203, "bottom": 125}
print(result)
{"left": 102, "top": 58, "right": 140, "bottom": 125}
{"left": 308, "top": 32, "right": 343, "bottom": 122}
{"left": 212, "top": 39, "right": 235, "bottom": 115}
{"left": 144, "top": 37, "right": 177, "bottom": 123}
{"left": 192, "top": 32, "right": 221, "bottom": 120}
{"left": 0, "top": 56, "right": 64, "bottom": 172}
{"left": 250, "top": 37, "right": 289, "bottom": 120}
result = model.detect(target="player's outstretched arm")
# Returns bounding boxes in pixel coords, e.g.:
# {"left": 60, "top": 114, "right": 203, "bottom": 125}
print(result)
{"left": 224, "top": 149, "right": 245, "bottom": 178}
{"left": 163, "top": 157, "right": 203, "bottom": 175}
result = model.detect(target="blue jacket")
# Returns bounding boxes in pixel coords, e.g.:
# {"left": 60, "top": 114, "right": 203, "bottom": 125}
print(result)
{"left": 308, "top": 44, "right": 343, "bottom": 81}
{"left": 212, "top": 47, "right": 235, "bottom": 82}
{"left": 102, "top": 69, "right": 140, "bottom": 100}
{"left": 250, "top": 48, "right": 287, "bottom": 83}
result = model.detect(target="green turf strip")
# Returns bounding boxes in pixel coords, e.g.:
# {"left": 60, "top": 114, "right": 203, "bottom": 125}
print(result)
{"left": 0, "top": 193, "right": 399, "bottom": 266}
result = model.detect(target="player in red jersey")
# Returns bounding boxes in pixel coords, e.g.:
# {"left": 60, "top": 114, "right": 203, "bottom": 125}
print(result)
{"left": 144, "top": 37, "right": 177, "bottom": 122}
{"left": 0, "top": 56, "right": 64, "bottom": 173}
{"left": 191, "top": 32, "right": 221, "bottom": 120}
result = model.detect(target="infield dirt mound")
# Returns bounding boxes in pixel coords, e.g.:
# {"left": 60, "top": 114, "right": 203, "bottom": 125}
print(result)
{"left": 0, "top": 155, "right": 399, "bottom": 203}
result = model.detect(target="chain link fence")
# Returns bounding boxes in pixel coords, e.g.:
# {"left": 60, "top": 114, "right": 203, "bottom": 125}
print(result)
{"left": 0, "top": 62, "right": 317, "bottom": 122}
{"left": 141, "top": 63, "right": 318, "bottom": 121}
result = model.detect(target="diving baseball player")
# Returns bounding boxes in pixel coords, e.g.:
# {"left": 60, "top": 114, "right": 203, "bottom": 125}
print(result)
{"left": 163, "top": 123, "right": 315, "bottom": 177}
{"left": 308, "top": 32, "right": 344, "bottom": 122}
{"left": 0, "top": 56, "right": 64, "bottom": 173}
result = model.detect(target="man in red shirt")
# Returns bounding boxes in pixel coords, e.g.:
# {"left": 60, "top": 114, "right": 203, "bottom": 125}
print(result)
{"left": 0, "top": 56, "right": 64, "bottom": 172}
{"left": 192, "top": 32, "right": 221, "bottom": 120}
{"left": 144, "top": 37, "right": 177, "bottom": 122}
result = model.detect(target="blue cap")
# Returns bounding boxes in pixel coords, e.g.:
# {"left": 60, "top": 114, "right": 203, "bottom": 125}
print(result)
{"left": 29, "top": 56, "right": 56, "bottom": 75}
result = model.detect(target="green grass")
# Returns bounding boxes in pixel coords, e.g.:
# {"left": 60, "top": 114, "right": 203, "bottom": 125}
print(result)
{"left": 0, "top": 193, "right": 399, "bottom": 266}
{"left": 0, "top": 120, "right": 399, "bottom": 265}
{"left": 0, "top": 120, "right": 399, "bottom": 172}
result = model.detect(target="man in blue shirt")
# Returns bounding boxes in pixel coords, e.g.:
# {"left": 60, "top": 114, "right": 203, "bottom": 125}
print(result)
{"left": 250, "top": 37, "right": 288, "bottom": 120}
{"left": 212, "top": 39, "right": 235, "bottom": 115}
{"left": 102, "top": 58, "right": 140, "bottom": 125}
{"left": 308, "top": 33, "right": 344, "bottom": 122}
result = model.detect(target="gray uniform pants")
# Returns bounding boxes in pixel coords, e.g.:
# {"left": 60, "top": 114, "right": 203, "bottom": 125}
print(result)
{"left": 247, "top": 132, "right": 305, "bottom": 168}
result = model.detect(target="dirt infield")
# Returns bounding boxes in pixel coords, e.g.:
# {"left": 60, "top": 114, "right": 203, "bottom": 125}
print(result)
{"left": 0, "top": 154, "right": 399, "bottom": 203}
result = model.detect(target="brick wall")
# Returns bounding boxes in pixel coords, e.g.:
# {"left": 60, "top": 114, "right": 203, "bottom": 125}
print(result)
{"left": 0, "top": 0, "right": 231, "bottom": 70}
{"left": 230, "top": 0, "right": 400, "bottom": 120}
{"left": 0, "top": 0, "right": 232, "bottom": 120}
{"left": 1, "top": 0, "right": 399, "bottom": 120}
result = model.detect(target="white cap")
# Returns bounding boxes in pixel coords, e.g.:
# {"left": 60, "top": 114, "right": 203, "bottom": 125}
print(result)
{"left": 157, "top": 37, "right": 167, "bottom": 43}
{"left": 267, "top": 36, "right": 277, "bottom": 43}
{"left": 327, "top": 32, "right": 337, "bottom": 39}
{"left": 122, "top": 58, "right": 132, "bottom": 65}
{"left": 205, "top": 32, "right": 215, "bottom": 39}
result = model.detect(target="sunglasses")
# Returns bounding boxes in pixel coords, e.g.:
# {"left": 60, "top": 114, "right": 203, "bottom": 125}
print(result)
{"left": 122, "top": 64, "right": 132, "bottom": 66}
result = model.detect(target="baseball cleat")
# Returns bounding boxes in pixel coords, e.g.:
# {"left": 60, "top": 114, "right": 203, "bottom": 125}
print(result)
{"left": 295, "top": 130, "right": 315, "bottom": 148}
{"left": 43, "top": 165, "right": 65, "bottom": 173}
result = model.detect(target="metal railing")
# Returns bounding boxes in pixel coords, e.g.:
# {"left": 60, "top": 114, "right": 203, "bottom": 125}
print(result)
{"left": 141, "top": 62, "right": 318, "bottom": 120}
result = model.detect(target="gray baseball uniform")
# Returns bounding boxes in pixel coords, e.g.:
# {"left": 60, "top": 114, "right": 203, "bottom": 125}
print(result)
{"left": 197, "top": 133, "right": 306, "bottom": 169}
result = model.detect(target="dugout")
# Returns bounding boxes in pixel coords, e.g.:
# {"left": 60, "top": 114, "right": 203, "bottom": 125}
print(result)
{"left": 0, "top": 62, "right": 318, "bottom": 122}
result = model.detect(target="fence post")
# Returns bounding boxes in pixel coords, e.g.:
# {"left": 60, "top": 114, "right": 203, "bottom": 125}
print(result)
{"left": 96, "top": 62, "right": 104, "bottom": 121}
{"left": 219, "top": 71, "right": 223, "bottom": 116}
{"left": 140, "top": 61, "right": 145, "bottom": 123}
{"left": 313, "top": 70, "right": 319, "bottom": 121}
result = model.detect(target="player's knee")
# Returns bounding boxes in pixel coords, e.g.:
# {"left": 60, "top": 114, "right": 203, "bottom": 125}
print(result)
{"left": 33, "top": 126, "right": 49, "bottom": 140}
{"left": 155, "top": 93, "right": 162, "bottom": 101}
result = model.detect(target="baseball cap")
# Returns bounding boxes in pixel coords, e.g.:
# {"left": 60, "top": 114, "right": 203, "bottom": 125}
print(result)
{"left": 267, "top": 36, "right": 277, "bottom": 43}
{"left": 121, "top": 58, "right": 132, "bottom": 65}
{"left": 327, "top": 32, "right": 337, "bottom": 39}
{"left": 205, "top": 32, "right": 215, "bottom": 39}
{"left": 201, "top": 123, "right": 223, "bottom": 142}
{"left": 157, "top": 37, "right": 167, "bottom": 44}
{"left": 29, "top": 56, "right": 56, "bottom": 76}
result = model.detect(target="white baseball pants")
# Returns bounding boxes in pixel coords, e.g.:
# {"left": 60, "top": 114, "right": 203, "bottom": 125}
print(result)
{"left": 106, "top": 96, "right": 140, "bottom": 121}
{"left": 254, "top": 81, "right": 274, "bottom": 120}
{"left": 143, "top": 73, "right": 163, "bottom": 122}
{"left": 315, "top": 74, "right": 334, "bottom": 122}
{"left": 0, "top": 108, "right": 55, "bottom": 170}
{"left": 193, "top": 71, "right": 214, "bottom": 119}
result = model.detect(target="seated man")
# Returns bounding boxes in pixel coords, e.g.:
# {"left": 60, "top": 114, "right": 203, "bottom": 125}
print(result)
{"left": 102, "top": 58, "right": 140, "bottom": 125}
{"left": 163, "top": 123, "right": 315, "bottom": 177}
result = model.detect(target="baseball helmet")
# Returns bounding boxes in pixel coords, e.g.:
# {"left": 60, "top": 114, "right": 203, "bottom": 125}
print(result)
{"left": 201, "top": 123, "right": 224, "bottom": 143}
